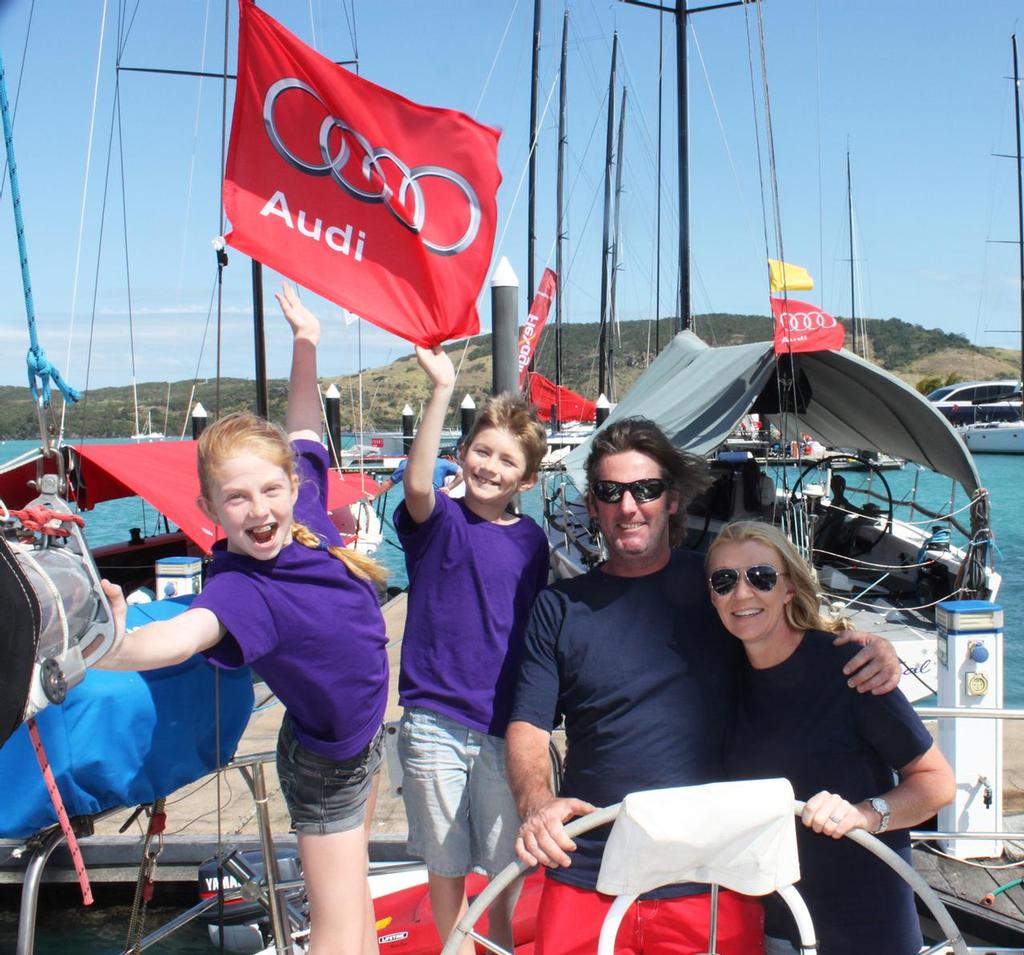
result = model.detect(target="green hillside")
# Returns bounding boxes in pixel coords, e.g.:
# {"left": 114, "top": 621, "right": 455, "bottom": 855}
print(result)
{"left": 0, "top": 314, "right": 1016, "bottom": 439}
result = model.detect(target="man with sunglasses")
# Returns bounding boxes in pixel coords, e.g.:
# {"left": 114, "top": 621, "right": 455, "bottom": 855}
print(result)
{"left": 506, "top": 416, "right": 900, "bottom": 955}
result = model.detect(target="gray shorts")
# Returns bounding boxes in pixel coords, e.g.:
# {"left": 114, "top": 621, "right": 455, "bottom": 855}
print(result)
{"left": 398, "top": 707, "right": 520, "bottom": 878}
{"left": 276, "top": 716, "right": 384, "bottom": 835}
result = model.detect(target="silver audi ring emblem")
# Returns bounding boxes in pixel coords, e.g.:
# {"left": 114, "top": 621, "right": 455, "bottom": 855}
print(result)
{"left": 778, "top": 310, "right": 837, "bottom": 331}
{"left": 263, "top": 78, "right": 482, "bottom": 256}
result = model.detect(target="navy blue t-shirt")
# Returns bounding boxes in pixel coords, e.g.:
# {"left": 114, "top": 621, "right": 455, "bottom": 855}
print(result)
{"left": 511, "top": 550, "right": 742, "bottom": 892}
{"left": 723, "top": 632, "right": 933, "bottom": 955}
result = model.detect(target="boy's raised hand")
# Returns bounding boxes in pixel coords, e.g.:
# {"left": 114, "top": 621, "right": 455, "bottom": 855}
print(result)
{"left": 275, "top": 283, "right": 320, "bottom": 345}
{"left": 416, "top": 345, "right": 455, "bottom": 391}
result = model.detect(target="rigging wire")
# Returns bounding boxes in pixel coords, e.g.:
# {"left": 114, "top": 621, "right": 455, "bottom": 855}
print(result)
{"left": 59, "top": 0, "right": 109, "bottom": 445}
{"left": 112, "top": 22, "right": 143, "bottom": 442}
{"left": 341, "top": 0, "right": 359, "bottom": 69}
{"left": 493, "top": 69, "right": 560, "bottom": 262}
{"left": 74, "top": 39, "right": 124, "bottom": 447}
{"left": 474, "top": 0, "right": 521, "bottom": 117}
{"left": 308, "top": 0, "right": 319, "bottom": 51}
{"left": 173, "top": 0, "right": 214, "bottom": 303}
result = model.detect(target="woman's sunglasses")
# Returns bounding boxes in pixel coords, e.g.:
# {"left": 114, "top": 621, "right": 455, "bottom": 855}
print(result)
{"left": 590, "top": 478, "right": 671, "bottom": 504}
{"left": 708, "top": 564, "right": 786, "bottom": 596}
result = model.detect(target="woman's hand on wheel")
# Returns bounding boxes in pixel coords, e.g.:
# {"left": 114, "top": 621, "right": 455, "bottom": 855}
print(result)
{"left": 802, "top": 790, "right": 869, "bottom": 839}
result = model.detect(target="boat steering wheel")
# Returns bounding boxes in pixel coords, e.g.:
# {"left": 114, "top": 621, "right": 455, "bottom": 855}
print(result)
{"left": 440, "top": 802, "right": 968, "bottom": 955}
{"left": 790, "top": 454, "right": 895, "bottom": 558}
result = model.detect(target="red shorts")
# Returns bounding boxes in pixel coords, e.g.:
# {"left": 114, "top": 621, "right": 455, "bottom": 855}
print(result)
{"left": 533, "top": 878, "right": 764, "bottom": 955}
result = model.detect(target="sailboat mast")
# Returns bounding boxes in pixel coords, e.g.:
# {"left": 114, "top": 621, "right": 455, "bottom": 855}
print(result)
{"left": 676, "top": 4, "right": 690, "bottom": 332}
{"left": 847, "top": 149, "right": 857, "bottom": 357}
{"left": 1014, "top": 35, "right": 1024, "bottom": 399}
{"left": 555, "top": 11, "right": 568, "bottom": 401}
{"left": 528, "top": 0, "right": 541, "bottom": 322}
{"left": 597, "top": 33, "right": 618, "bottom": 399}
{"left": 609, "top": 89, "right": 628, "bottom": 403}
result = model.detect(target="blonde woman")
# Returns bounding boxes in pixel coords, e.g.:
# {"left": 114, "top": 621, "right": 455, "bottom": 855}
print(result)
{"left": 707, "top": 521, "right": 954, "bottom": 955}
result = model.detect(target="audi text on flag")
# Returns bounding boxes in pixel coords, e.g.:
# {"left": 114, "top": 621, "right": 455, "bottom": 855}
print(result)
{"left": 771, "top": 297, "right": 845, "bottom": 354}
{"left": 223, "top": 0, "right": 502, "bottom": 346}
{"left": 517, "top": 269, "right": 558, "bottom": 385}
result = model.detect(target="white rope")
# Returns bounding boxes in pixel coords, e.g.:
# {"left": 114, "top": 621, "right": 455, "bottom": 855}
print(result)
{"left": 828, "top": 587, "right": 968, "bottom": 616}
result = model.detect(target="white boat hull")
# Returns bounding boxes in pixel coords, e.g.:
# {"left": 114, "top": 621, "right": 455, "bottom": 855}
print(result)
{"left": 959, "top": 422, "right": 1024, "bottom": 454}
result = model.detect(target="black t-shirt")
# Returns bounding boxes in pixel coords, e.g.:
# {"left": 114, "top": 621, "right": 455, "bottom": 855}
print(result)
{"left": 511, "top": 550, "right": 742, "bottom": 892}
{"left": 723, "top": 632, "right": 933, "bottom": 955}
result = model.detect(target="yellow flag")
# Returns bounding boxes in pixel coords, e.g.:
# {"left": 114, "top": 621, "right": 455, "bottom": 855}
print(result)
{"left": 768, "top": 259, "right": 814, "bottom": 292}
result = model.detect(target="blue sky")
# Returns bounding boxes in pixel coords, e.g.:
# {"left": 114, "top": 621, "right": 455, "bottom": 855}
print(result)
{"left": 0, "top": 0, "right": 1022, "bottom": 393}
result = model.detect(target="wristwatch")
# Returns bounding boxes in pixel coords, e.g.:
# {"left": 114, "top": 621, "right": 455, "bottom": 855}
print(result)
{"left": 870, "top": 797, "right": 891, "bottom": 834}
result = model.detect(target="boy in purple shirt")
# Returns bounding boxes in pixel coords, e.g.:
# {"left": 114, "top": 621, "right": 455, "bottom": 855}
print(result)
{"left": 396, "top": 345, "right": 549, "bottom": 954}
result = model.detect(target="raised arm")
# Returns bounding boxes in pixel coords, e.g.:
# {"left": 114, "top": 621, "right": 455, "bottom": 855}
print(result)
{"left": 801, "top": 743, "right": 955, "bottom": 839}
{"left": 96, "top": 580, "right": 224, "bottom": 671}
{"left": 403, "top": 346, "right": 455, "bottom": 524}
{"left": 506, "top": 719, "right": 595, "bottom": 868}
{"left": 275, "top": 284, "right": 322, "bottom": 443}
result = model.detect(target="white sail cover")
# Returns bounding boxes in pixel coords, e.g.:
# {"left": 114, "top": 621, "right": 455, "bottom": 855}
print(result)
{"left": 566, "top": 331, "right": 980, "bottom": 496}
{"left": 596, "top": 779, "right": 801, "bottom": 897}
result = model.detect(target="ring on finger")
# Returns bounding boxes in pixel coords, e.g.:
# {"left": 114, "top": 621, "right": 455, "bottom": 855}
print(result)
{"left": 828, "top": 813, "right": 843, "bottom": 823}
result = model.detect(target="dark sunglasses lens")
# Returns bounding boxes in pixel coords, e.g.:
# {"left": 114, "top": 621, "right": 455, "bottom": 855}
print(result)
{"left": 631, "top": 479, "right": 667, "bottom": 502}
{"left": 592, "top": 481, "right": 623, "bottom": 503}
{"left": 709, "top": 569, "right": 739, "bottom": 595}
{"left": 746, "top": 565, "right": 779, "bottom": 592}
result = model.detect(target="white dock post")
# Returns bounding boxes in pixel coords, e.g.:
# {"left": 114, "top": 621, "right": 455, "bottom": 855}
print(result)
{"left": 936, "top": 600, "right": 1004, "bottom": 859}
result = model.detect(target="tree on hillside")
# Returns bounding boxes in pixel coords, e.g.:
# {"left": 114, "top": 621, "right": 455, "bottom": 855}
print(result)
{"left": 915, "top": 372, "right": 964, "bottom": 396}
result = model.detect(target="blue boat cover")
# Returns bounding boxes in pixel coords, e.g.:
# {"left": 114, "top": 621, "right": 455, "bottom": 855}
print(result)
{"left": 0, "top": 597, "right": 254, "bottom": 838}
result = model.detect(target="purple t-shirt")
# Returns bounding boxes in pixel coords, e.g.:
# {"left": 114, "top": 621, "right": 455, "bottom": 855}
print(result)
{"left": 395, "top": 492, "right": 549, "bottom": 736}
{"left": 193, "top": 440, "right": 388, "bottom": 761}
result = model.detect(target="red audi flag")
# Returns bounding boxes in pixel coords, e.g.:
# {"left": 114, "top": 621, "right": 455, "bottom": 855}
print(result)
{"left": 517, "top": 268, "right": 558, "bottom": 385}
{"left": 771, "top": 297, "right": 845, "bottom": 354}
{"left": 223, "top": 0, "right": 501, "bottom": 346}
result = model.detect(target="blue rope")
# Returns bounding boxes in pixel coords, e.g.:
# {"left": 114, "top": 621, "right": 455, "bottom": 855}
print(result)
{"left": 0, "top": 47, "right": 80, "bottom": 406}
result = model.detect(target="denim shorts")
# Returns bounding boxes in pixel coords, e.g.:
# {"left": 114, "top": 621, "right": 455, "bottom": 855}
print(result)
{"left": 276, "top": 717, "right": 384, "bottom": 835}
{"left": 398, "top": 707, "right": 520, "bottom": 878}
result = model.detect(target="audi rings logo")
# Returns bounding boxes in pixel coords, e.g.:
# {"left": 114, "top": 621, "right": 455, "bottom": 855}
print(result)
{"left": 263, "top": 78, "right": 481, "bottom": 256}
{"left": 778, "top": 310, "right": 837, "bottom": 332}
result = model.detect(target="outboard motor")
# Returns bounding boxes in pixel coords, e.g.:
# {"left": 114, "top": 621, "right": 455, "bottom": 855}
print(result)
{"left": 198, "top": 849, "right": 304, "bottom": 953}
{"left": 0, "top": 470, "right": 114, "bottom": 747}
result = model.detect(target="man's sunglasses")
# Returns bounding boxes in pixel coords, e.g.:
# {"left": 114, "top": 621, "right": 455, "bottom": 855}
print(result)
{"left": 590, "top": 478, "right": 671, "bottom": 504}
{"left": 708, "top": 564, "right": 786, "bottom": 596}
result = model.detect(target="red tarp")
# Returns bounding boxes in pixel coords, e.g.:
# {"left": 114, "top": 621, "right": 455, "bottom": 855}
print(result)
{"left": 0, "top": 442, "right": 378, "bottom": 555}
{"left": 527, "top": 373, "right": 596, "bottom": 423}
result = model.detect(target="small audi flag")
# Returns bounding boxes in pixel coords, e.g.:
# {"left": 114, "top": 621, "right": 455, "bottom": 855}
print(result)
{"left": 517, "top": 268, "right": 558, "bottom": 385}
{"left": 771, "top": 297, "right": 845, "bottom": 354}
{"left": 223, "top": 0, "right": 501, "bottom": 346}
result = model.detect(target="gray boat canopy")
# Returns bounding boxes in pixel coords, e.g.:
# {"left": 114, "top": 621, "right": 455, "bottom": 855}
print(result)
{"left": 563, "top": 331, "right": 981, "bottom": 497}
